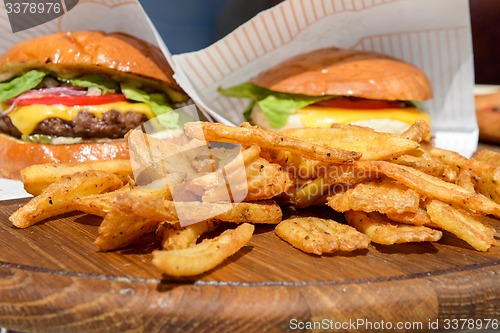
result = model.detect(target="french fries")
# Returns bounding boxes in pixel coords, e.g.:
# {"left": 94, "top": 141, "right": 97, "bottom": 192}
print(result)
{"left": 21, "top": 159, "right": 132, "bottom": 196}
{"left": 328, "top": 178, "right": 421, "bottom": 215}
{"left": 426, "top": 200, "right": 496, "bottom": 252}
{"left": 354, "top": 160, "right": 500, "bottom": 218}
{"left": 152, "top": 223, "right": 254, "bottom": 277}
{"left": 275, "top": 217, "right": 370, "bottom": 255}
{"left": 184, "top": 121, "right": 362, "bottom": 163}
{"left": 157, "top": 219, "right": 220, "bottom": 251}
{"left": 10, "top": 170, "right": 123, "bottom": 228}
{"left": 9, "top": 120, "right": 500, "bottom": 277}
{"left": 282, "top": 124, "right": 420, "bottom": 160}
{"left": 345, "top": 211, "right": 442, "bottom": 245}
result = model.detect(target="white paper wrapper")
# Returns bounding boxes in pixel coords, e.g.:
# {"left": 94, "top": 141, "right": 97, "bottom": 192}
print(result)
{"left": 173, "top": 0, "right": 477, "bottom": 157}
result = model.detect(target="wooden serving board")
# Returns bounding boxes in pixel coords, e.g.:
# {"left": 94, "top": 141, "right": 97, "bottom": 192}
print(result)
{"left": 0, "top": 197, "right": 499, "bottom": 333}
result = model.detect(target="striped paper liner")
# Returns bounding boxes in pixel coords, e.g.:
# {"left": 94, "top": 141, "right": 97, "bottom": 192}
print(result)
{"left": 173, "top": 0, "right": 477, "bottom": 156}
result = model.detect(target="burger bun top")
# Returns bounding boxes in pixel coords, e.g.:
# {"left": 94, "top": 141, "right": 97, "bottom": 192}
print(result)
{"left": 251, "top": 47, "right": 432, "bottom": 101}
{"left": 0, "top": 30, "right": 182, "bottom": 92}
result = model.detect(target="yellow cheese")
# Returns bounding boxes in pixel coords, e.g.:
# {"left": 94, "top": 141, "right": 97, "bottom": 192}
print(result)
{"left": 298, "top": 106, "right": 430, "bottom": 128}
{"left": 9, "top": 102, "right": 154, "bottom": 135}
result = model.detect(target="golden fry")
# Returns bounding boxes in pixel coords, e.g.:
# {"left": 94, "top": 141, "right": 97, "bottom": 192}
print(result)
{"left": 157, "top": 219, "right": 220, "bottom": 251}
{"left": 163, "top": 200, "right": 283, "bottom": 225}
{"left": 95, "top": 193, "right": 174, "bottom": 251}
{"left": 10, "top": 171, "right": 123, "bottom": 228}
{"left": 275, "top": 217, "right": 370, "bottom": 255}
{"left": 401, "top": 120, "right": 431, "bottom": 143}
{"left": 473, "top": 150, "right": 500, "bottom": 168}
{"left": 473, "top": 167, "right": 500, "bottom": 204}
{"left": 456, "top": 168, "right": 476, "bottom": 192}
{"left": 289, "top": 178, "right": 331, "bottom": 208}
{"left": 262, "top": 148, "right": 323, "bottom": 180}
{"left": 354, "top": 161, "right": 500, "bottom": 218}
{"left": 345, "top": 211, "right": 442, "bottom": 245}
{"left": 390, "top": 153, "right": 449, "bottom": 179}
{"left": 200, "top": 153, "right": 292, "bottom": 202}
{"left": 319, "top": 164, "right": 378, "bottom": 185}
{"left": 282, "top": 124, "right": 419, "bottom": 160}
{"left": 184, "top": 121, "right": 361, "bottom": 163}
{"left": 327, "top": 178, "right": 420, "bottom": 215}
{"left": 21, "top": 159, "right": 131, "bottom": 196}
{"left": 71, "top": 184, "right": 132, "bottom": 217}
{"left": 152, "top": 223, "right": 254, "bottom": 276}
{"left": 426, "top": 200, "right": 496, "bottom": 252}
{"left": 385, "top": 207, "right": 435, "bottom": 227}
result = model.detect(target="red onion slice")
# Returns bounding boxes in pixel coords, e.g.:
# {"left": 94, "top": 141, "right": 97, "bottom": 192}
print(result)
{"left": 2, "top": 87, "right": 87, "bottom": 115}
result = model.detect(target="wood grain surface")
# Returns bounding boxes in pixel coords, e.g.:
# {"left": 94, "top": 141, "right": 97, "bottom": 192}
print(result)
{"left": 0, "top": 145, "right": 499, "bottom": 333}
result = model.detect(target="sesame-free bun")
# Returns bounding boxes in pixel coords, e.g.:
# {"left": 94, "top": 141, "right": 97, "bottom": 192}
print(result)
{"left": 0, "top": 30, "right": 182, "bottom": 92}
{"left": 0, "top": 133, "right": 129, "bottom": 179}
{"left": 252, "top": 47, "right": 432, "bottom": 101}
{"left": 475, "top": 91, "right": 500, "bottom": 144}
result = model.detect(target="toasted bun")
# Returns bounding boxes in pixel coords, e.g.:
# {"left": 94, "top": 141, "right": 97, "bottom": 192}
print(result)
{"left": 0, "top": 30, "right": 182, "bottom": 91}
{"left": 0, "top": 133, "right": 129, "bottom": 179}
{"left": 252, "top": 47, "right": 432, "bottom": 101}
{"left": 475, "top": 91, "right": 500, "bottom": 144}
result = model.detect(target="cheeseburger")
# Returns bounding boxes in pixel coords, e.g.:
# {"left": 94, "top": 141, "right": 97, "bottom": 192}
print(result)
{"left": 0, "top": 31, "right": 188, "bottom": 179}
{"left": 219, "top": 47, "right": 432, "bottom": 134}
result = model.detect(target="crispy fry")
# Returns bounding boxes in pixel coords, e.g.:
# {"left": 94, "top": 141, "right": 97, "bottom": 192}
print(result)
{"left": 199, "top": 151, "right": 292, "bottom": 202}
{"left": 184, "top": 121, "right": 361, "bottom": 163}
{"left": 345, "top": 211, "right": 442, "bottom": 245}
{"left": 473, "top": 166, "right": 500, "bottom": 204}
{"left": 390, "top": 153, "right": 449, "bottom": 179}
{"left": 72, "top": 180, "right": 170, "bottom": 217}
{"left": 262, "top": 149, "right": 323, "bottom": 180}
{"left": 319, "top": 164, "right": 379, "bottom": 185}
{"left": 354, "top": 161, "right": 500, "bottom": 218}
{"left": 456, "top": 168, "right": 476, "bottom": 192}
{"left": 275, "top": 217, "right": 370, "bottom": 255}
{"left": 152, "top": 223, "right": 254, "bottom": 276}
{"left": 473, "top": 150, "right": 500, "bottom": 168}
{"left": 95, "top": 193, "right": 175, "bottom": 251}
{"left": 157, "top": 219, "right": 220, "bottom": 251}
{"left": 21, "top": 159, "right": 132, "bottom": 196}
{"left": 71, "top": 184, "right": 132, "bottom": 217}
{"left": 289, "top": 177, "right": 331, "bottom": 208}
{"left": 10, "top": 171, "right": 123, "bottom": 228}
{"left": 426, "top": 200, "right": 496, "bottom": 252}
{"left": 385, "top": 207, "right": 435, "bottom": 227}
{"left": 327, "top": 178, "right": 420, "bottom": 215}
{"left": 401, "top": 120, "right": 431, "bottom": 143}
{"left": 282, "top": 124, "right": 419, "bottom": 160}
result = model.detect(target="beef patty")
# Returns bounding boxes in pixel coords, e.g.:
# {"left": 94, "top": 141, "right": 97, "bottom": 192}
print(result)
{"left": 0, "top": 110, "right": 148, "bottom": 139}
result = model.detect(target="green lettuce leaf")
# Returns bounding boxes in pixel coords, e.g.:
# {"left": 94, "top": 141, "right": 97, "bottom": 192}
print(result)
{"left": 0, "top": 70, "right": 48, "bottom": 102}
{"left": 218, "top": 82, "right": 329, "bottom": 129}
{"left": 61, "top": 74, "right": 119, "bottom": 92}
{"left": 121, "top": 83, "right": 177, "bottom": 128}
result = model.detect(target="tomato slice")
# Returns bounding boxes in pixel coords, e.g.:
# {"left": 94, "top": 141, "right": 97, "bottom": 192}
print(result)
{"left": 313, "top": 97, "right": 407, "bottom": 109}
{"left": 15, "top": 93, "right": 128, "bottom": 106}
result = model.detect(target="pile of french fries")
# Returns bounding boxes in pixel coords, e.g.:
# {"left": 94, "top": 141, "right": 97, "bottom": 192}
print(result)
{"left": 9, "top": 120, "right": 500, "bottom": 276}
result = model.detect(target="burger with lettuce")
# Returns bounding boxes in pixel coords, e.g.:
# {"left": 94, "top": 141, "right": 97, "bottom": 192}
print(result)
{"left": 219, "top": 47, "right": 432, "bottom": 135}
{"left": 0, "top": 30, "right": 187, "bottom": 179}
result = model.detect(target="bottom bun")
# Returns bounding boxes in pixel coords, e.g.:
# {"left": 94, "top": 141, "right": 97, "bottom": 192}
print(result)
{"left": 0, "top": 133, "right": 130, "bottom": 179}
{"left": 475, "top": 92, "right": 500, "bottom": 144}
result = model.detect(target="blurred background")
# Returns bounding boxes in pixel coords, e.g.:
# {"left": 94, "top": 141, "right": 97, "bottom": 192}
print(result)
{"left": 140, "top": 0, "right": 499, "bottom": 85}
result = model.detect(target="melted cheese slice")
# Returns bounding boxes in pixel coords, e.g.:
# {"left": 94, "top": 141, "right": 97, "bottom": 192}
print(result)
{"left": 298, "top": 106, "right": 430, "bottom": 128}
{"left": 9, "top": 102, "right": 154, "bottom": 136}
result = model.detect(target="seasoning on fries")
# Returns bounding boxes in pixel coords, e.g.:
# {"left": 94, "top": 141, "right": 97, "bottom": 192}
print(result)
{"left": 9, "top": 120, "right": 500, "bottom": 276}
